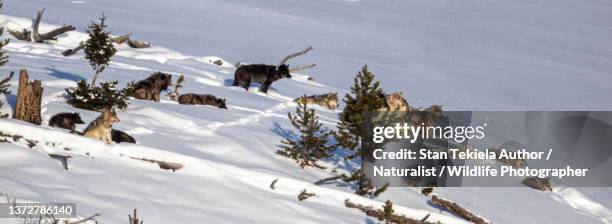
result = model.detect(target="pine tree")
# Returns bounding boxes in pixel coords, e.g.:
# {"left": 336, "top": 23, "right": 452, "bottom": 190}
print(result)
{"left": 336, "top": 65, "right": 386, "bottom": 155}
{"left": 381, "top": 200, "right": 395, "bottom": 224}
{"left": 0, "top": 0, "right": 12, "bottom": 118}
{"left": 277, "top": 101, "right": 334, "bottom": 168}
{"left": 335, "top": 65, "right": 388, "bottom": 197}
{"left": 83, "top": 15, "right": 116, "bottom": 87}
{"left": 0, "top": 1, "right": 7, "bottom": 67}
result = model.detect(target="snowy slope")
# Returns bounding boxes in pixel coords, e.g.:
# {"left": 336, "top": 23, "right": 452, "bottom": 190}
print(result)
{"left": 0, "top": 0, "right": 611, "bottom": 223}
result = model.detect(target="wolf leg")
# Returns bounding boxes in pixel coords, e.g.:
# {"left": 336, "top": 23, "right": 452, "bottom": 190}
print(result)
{"left": 260, "top": 81, "right": 271, "bottom": 93}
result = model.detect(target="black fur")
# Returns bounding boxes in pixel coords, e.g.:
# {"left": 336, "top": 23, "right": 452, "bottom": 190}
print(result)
{"left": 48, "top": 112, "right": 84, "bottom": 132}
{"left": 178, "top": 93, "right": 227, "bottom": 109}
{"left": 133, "top": 72, "right": 173, "bottom": 102}
{"left": 111, "top": 129, "right": 136, "bottom": 144}
{"left": 232, "top": 64, "right": 291, "bottom": 93}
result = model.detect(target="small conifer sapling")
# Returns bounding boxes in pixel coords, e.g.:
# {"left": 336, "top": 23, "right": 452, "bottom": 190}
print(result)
{"left": 83, "top": 15, "right": 117, "bottom": 87}
{"left": 277, "top": 101, "right": 334, "bottom": 168}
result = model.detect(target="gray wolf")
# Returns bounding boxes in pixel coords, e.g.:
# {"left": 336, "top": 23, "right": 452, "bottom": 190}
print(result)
{"left": 293, "top": 92, "right": 339, "bottom": 109}
{"left": 132, "top": 72, "right": 173, "bottom": 102}
{"left": 83, "top": 109, "right": 120, "bottom": 144}
{"left": 178, "top": 93, "right": 227, "bottom": 109}
{"left": 233, "top": 64, "right": 291, "bottom": 93}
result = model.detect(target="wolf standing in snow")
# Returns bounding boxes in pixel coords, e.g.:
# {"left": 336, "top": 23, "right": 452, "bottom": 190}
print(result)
{"left": 83, "top": 109, "right": 120, "bottom": 144}
{"left": 132, "top": 72, "right": 173, "bottom": 102}
{"left": 48, "top": 112, "right": 85, "bottom": 133}
{"left": 293, "top": 92, "right": 339, "bottom": 109}
{"left": 233, "top": 64, "right": 291, "bottom": 93}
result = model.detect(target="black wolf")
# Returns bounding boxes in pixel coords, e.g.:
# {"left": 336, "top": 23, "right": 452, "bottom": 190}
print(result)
{"left": 133, "top": 72, "right": 173, "bottom": 102}
{"left": 111, "top": 129, "right": 136, "bottom": 144}
{"left": 233, "top": 64, "right": 291, "bottom": 93}
{"left": 48, "top": 112, "right": 84, "bottom": 133}
{"left": 178, "top": 93, "right": 227, "bottom": 109}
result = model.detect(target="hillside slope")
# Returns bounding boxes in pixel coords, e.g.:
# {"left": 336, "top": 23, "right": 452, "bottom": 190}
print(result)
{"left": 0, "top": 0, "right": 611, "bottom": 223}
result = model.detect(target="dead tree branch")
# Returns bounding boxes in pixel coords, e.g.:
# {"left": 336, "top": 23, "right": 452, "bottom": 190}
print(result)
{"left": 128, "top": 209, "right": 143, "bottom": 224}
{"left": 127, "top": 39, "right": 151, "bottom": 48}
{"left": 314, "top": 175, "right": 341, "bottom": 185}
{"left": 431, "top": 195, "right": 489, "bottom": 224}
{"left": 66, "top": 213, "right": 101, "bottom": 224}
{"left": 288, "top": 63, "right": 316, "bottom": 73}
{"left": 297, "top": 189, "right": 316, "bottom": 201}
{"left": 279, "top": 46, "right": 313, "bottom": 66}
{"left": 31, "top": 9, "right": 44, "bottom": 40}
{"left": 269, "top": 178, "right": 279, "bottom": 190}
{"left": 35, "top": 25, "right": 76, "bottom": 42}
{"left": 344, "top": 199, "right": 434, "bottom": 224}
{"left": 8, "top": 9, "right": 75, "bottom": 43}
{"left": 129, "top": 156, "right": 184, "bottom": 172}
{"left": 62, "top": 34, "right": 130, "bottom": 56}
{"left": 8, "top": 29, "right": 31, "bottom": 41}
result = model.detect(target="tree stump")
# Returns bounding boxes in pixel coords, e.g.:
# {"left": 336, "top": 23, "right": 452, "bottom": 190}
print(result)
{"left": 14, "top": 69, "right": 43, "bottom": 125}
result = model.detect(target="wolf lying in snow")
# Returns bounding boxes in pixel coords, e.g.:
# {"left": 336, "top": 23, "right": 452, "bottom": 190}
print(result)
{"left": 111, "top": 129, "right": 136, "bottom": 144}
{"left": 132, "top": 72, "right": 173, "bottom": 102}
{"left": 233, "top": 64, "right": 292, "bottom": 93}
{"left": 178, "top": 93, "right": 227, "bottom": 109}
{"left": 379, "top": 91, "right": 410, "bottom": 112}
{"left": 83, "top": 109, "right": 120, "bottom": 144}
{"left": 293, "top": 93, "right": 339, "bottom": 109}
{"left": 48, "top": 112, "right": 84, "bottom": 133}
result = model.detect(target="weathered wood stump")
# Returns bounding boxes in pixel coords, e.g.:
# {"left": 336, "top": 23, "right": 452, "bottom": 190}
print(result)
{"left": 14, "top": 69, "right": 43, "bottom": 125}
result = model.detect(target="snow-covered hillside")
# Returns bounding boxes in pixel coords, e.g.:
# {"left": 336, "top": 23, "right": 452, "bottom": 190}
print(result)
{"left": 0, "top": 0, "right": 611, "bottom": 223}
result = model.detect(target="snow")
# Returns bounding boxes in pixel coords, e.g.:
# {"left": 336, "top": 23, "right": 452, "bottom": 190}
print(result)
{"left": 0, "top": 0, "right": 610, "bottom": 223}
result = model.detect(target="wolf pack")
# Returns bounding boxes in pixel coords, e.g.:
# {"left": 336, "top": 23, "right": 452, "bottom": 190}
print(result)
{"left": 49, "top": 63, "right": 431, "bottom": 145}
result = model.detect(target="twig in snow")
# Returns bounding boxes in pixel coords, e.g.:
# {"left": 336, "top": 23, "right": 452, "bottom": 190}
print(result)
{"left": 269, "top": 178, "right": 279, "bottom": 190}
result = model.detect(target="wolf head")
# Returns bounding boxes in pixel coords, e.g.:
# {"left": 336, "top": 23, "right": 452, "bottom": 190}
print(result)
{"left": 71, "top": 113, "right": 85, "bottom": 124}
{"left": 217, "top": 98, "right": 228, "bottom": 109}
{"left": 385, "top": 91, "right": 409, "bottom": 111}
{"left": 326, "top": 92, "right": 339, "bottom": 109}
{"left": 277, "top": 64, "right": 292, "bottom": 79}
{"left": 102, "top": 109, "right": 120, "bottom": 128}
{"left": 152, "top": 72, "right": 173, "bottom": 91}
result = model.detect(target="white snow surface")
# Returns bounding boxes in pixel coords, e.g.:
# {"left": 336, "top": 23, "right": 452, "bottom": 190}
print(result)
{"left": 0, "top": 0, "right": 611, "bottom": 223}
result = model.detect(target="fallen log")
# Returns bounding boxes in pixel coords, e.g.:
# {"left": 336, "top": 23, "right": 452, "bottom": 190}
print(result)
{"left": 62, "top": 34, "right": 130, "bottom": 56}
{"left": 297, "top": 189, "right": 316, "bottom": 201}
{"left": 9, "top": 9, "right": 75, "bottom": 43}
{"left": 288, "top": 63, "right": 316, "bottom": 73}
{"left": 129, "top": 156, "right": 184, "bottom": 172}
{"left": 431, "top": 195, "right": 489, "bottom": 224}
{"left": 345, "top": 199, "right": 434, "bottom": 224}
{"left": 127, "top": 39, "right": 151, "bottom": 48}
{"left": 8, "top": 29, "right": 31, "bottom": 42}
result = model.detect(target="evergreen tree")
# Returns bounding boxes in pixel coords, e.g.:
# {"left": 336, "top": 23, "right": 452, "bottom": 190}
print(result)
{"left": 335, "top": 65, "right": 388, "bottom": 197}
{"left": 0, "top": 1, "right": 7, "bottom": 67}
{"left": 83, "top": 15, "right": 116, "bottom": 87}
{"left": 336, "top": 65, "right": 386, "bottom": 155}
{"left": 0, "top": 0, "right": 12, "bottom": 118}
{"left": 277, "top": 101, "right": 334, "bottom": 168}
{"left": 381, "top": 200, "right": 395, "bottom": 224}
{"left": 65, "top": 80, "right": 131, "bottom": 111}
